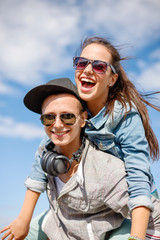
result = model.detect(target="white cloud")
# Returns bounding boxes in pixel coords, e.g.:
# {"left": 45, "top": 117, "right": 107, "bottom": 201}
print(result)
{"left": 135, "top": 61, "right": 160, "bottom": 91}
{"left": 0, "top": 0, "right": 160, "bottom": 88}
{"left": 0, "top": 115, "right": 45, "bottom": 140}
{"left": 76, "top": 0, "right": 160, "bottom": 46}
{"left": 150, "top": 48, "right": 160, "bottom": 61}
{"left": 0, "top": 80, "right": 20, "bottom": 95}
{"left": 0, "top": 0, "right": 82, "bottom": 86}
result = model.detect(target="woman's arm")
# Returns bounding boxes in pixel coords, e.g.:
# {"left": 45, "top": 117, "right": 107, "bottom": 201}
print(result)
{"left": 115, "top": 110, "right": 153, "bottom": 209}
{"left": 0, "top": 189, "right": 40, "bottom": 240}
{"left": 130, "top": 206, "right": 150, "bottom": 240}
{"left": 115, "top": 110, "right": 152, "bottom": 239}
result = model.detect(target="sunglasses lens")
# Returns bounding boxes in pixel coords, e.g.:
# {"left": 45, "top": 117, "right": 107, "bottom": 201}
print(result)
{"left": 92, "top": 61, "right": 107, "bottom": 73}
{"left": 41, "top": 114, "right": 56, "bottom": 126}
{"left": 73, "top": 57, "right": 88, "bottom": 70}
{"left": 41, "top": 113, "right": 77, "bottom": 126}
{"left": 60, "top": 113, "right": 76, "bottom": 125}
{"left": 74, "top": 57, "right": 108, "bottom": 74}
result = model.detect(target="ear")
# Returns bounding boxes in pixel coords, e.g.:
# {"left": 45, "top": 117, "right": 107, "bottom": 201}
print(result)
{"left": 80, "top": 110, "right": 88, "bottom": 128}
{"left": 110, "top": 73, "right": 118, "bottom": 87}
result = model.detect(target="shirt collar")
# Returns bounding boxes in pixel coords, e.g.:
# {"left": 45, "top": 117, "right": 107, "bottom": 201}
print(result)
{"left": 86, "top": 106, "right": 109, "bottom": 129}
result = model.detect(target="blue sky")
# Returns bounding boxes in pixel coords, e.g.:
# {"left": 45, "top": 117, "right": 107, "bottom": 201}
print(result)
{"left": 0, "top": 0, "right": 160, "bottom": 231}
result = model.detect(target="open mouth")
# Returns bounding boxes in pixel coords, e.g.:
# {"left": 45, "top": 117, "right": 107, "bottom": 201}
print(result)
{"left": 80, "top": 78, "right": 95, "bottom": 89}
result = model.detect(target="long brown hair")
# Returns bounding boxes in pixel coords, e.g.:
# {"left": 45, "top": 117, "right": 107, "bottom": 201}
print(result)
{"left": 80, "top": 36, "right": 160, "bottom": 161}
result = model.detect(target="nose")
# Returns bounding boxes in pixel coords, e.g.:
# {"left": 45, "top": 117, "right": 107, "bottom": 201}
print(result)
{"left": 84, "top": 62, "right": 93, "bottom": 74}
{"left": 52, "top": 116, "right": 64, "bottom": 128}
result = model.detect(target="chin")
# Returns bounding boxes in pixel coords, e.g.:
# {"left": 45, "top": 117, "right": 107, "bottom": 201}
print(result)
{"left": 51, "top": 138, "right": 69, "bottom": 146}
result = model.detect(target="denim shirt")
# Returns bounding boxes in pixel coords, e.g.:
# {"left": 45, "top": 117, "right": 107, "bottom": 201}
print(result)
{"left": 85, "top": 100, "right": 153, "bottom": 210}
{"left": 25, "top": 100, "right": 154, "bottom": 211}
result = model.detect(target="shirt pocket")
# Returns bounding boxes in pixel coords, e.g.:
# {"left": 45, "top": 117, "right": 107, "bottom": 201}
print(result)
{"left": 92, "top": 135, "right": 114, "bottom": 150}
{"left": 92, "top": 135, "right": 120, "bottom": 158}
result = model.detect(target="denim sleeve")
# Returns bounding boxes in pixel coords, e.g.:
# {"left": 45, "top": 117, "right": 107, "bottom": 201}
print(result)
{"left": 25, "top": 136, "right": 49, "bottom": 193}
{"left": 114, "top": 111, "right": 153, "bottom": 211}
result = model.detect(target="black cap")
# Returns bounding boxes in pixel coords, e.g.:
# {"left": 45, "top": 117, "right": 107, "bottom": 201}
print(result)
{"left": 23, "top": 78, "right": 86, "bottom": 114}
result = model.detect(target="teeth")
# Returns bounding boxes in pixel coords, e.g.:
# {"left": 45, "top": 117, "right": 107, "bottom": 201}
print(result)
{"left": 54, "top": 132, "right": 65, "bottom": 136}
{"left": 81, "top": 78, "right": 94, "bottom": 83}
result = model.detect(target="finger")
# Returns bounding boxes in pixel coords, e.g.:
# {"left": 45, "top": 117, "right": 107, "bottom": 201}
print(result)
{"left": 1, "top": 230, "right": 11, "bottom": 240}
{"left": 0, "top": 225, "right": 10, "bottom": 233}
{"left": 8, "top": 234, "right": 14, "bottom": 240}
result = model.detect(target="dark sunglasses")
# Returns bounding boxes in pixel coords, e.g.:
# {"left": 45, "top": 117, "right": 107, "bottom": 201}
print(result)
{"left": 40, "top": 113, "right": 79, "bottom": 126}
{"left": 73, "top": 57, "right": 116, "bottom": 74}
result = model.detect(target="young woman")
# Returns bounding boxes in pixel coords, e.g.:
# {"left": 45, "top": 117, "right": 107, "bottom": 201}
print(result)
{"left": 73, "top": 36, "right": 160, "bottom": 239}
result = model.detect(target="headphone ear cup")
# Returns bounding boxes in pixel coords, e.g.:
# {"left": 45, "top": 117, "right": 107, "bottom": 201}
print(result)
{"left": 53, "top": 155, "right": 70, "bottom": 174}
{"left": 41, "top": 151, "right": 70, "bottom": 176}
{"left": 41, "top": 151, "right": 57, "bottom": 176}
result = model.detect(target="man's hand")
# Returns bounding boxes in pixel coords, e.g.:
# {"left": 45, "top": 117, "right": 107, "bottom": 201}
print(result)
{"left": 0, "top": 217, "right": 30, "bottom": 240}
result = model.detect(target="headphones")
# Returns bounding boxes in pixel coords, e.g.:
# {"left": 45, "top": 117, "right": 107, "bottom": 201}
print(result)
{"left": 41, "top": 137, "right": 86, "bottom": 176}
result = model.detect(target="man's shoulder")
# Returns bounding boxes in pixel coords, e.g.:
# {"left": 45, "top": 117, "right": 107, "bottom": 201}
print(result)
{"left": 37, "top": 136, "right": 51, "bottom": 157}
{"left": 86, "top": 139, "right": 125, "bottom": 170}
{"left": 83, "top": 139, "right": 127, "bottom": 186}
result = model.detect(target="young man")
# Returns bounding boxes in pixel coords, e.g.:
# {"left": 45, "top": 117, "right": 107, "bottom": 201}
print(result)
{"left": 1, "top": 78, "right": 160, "bottom": 240}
